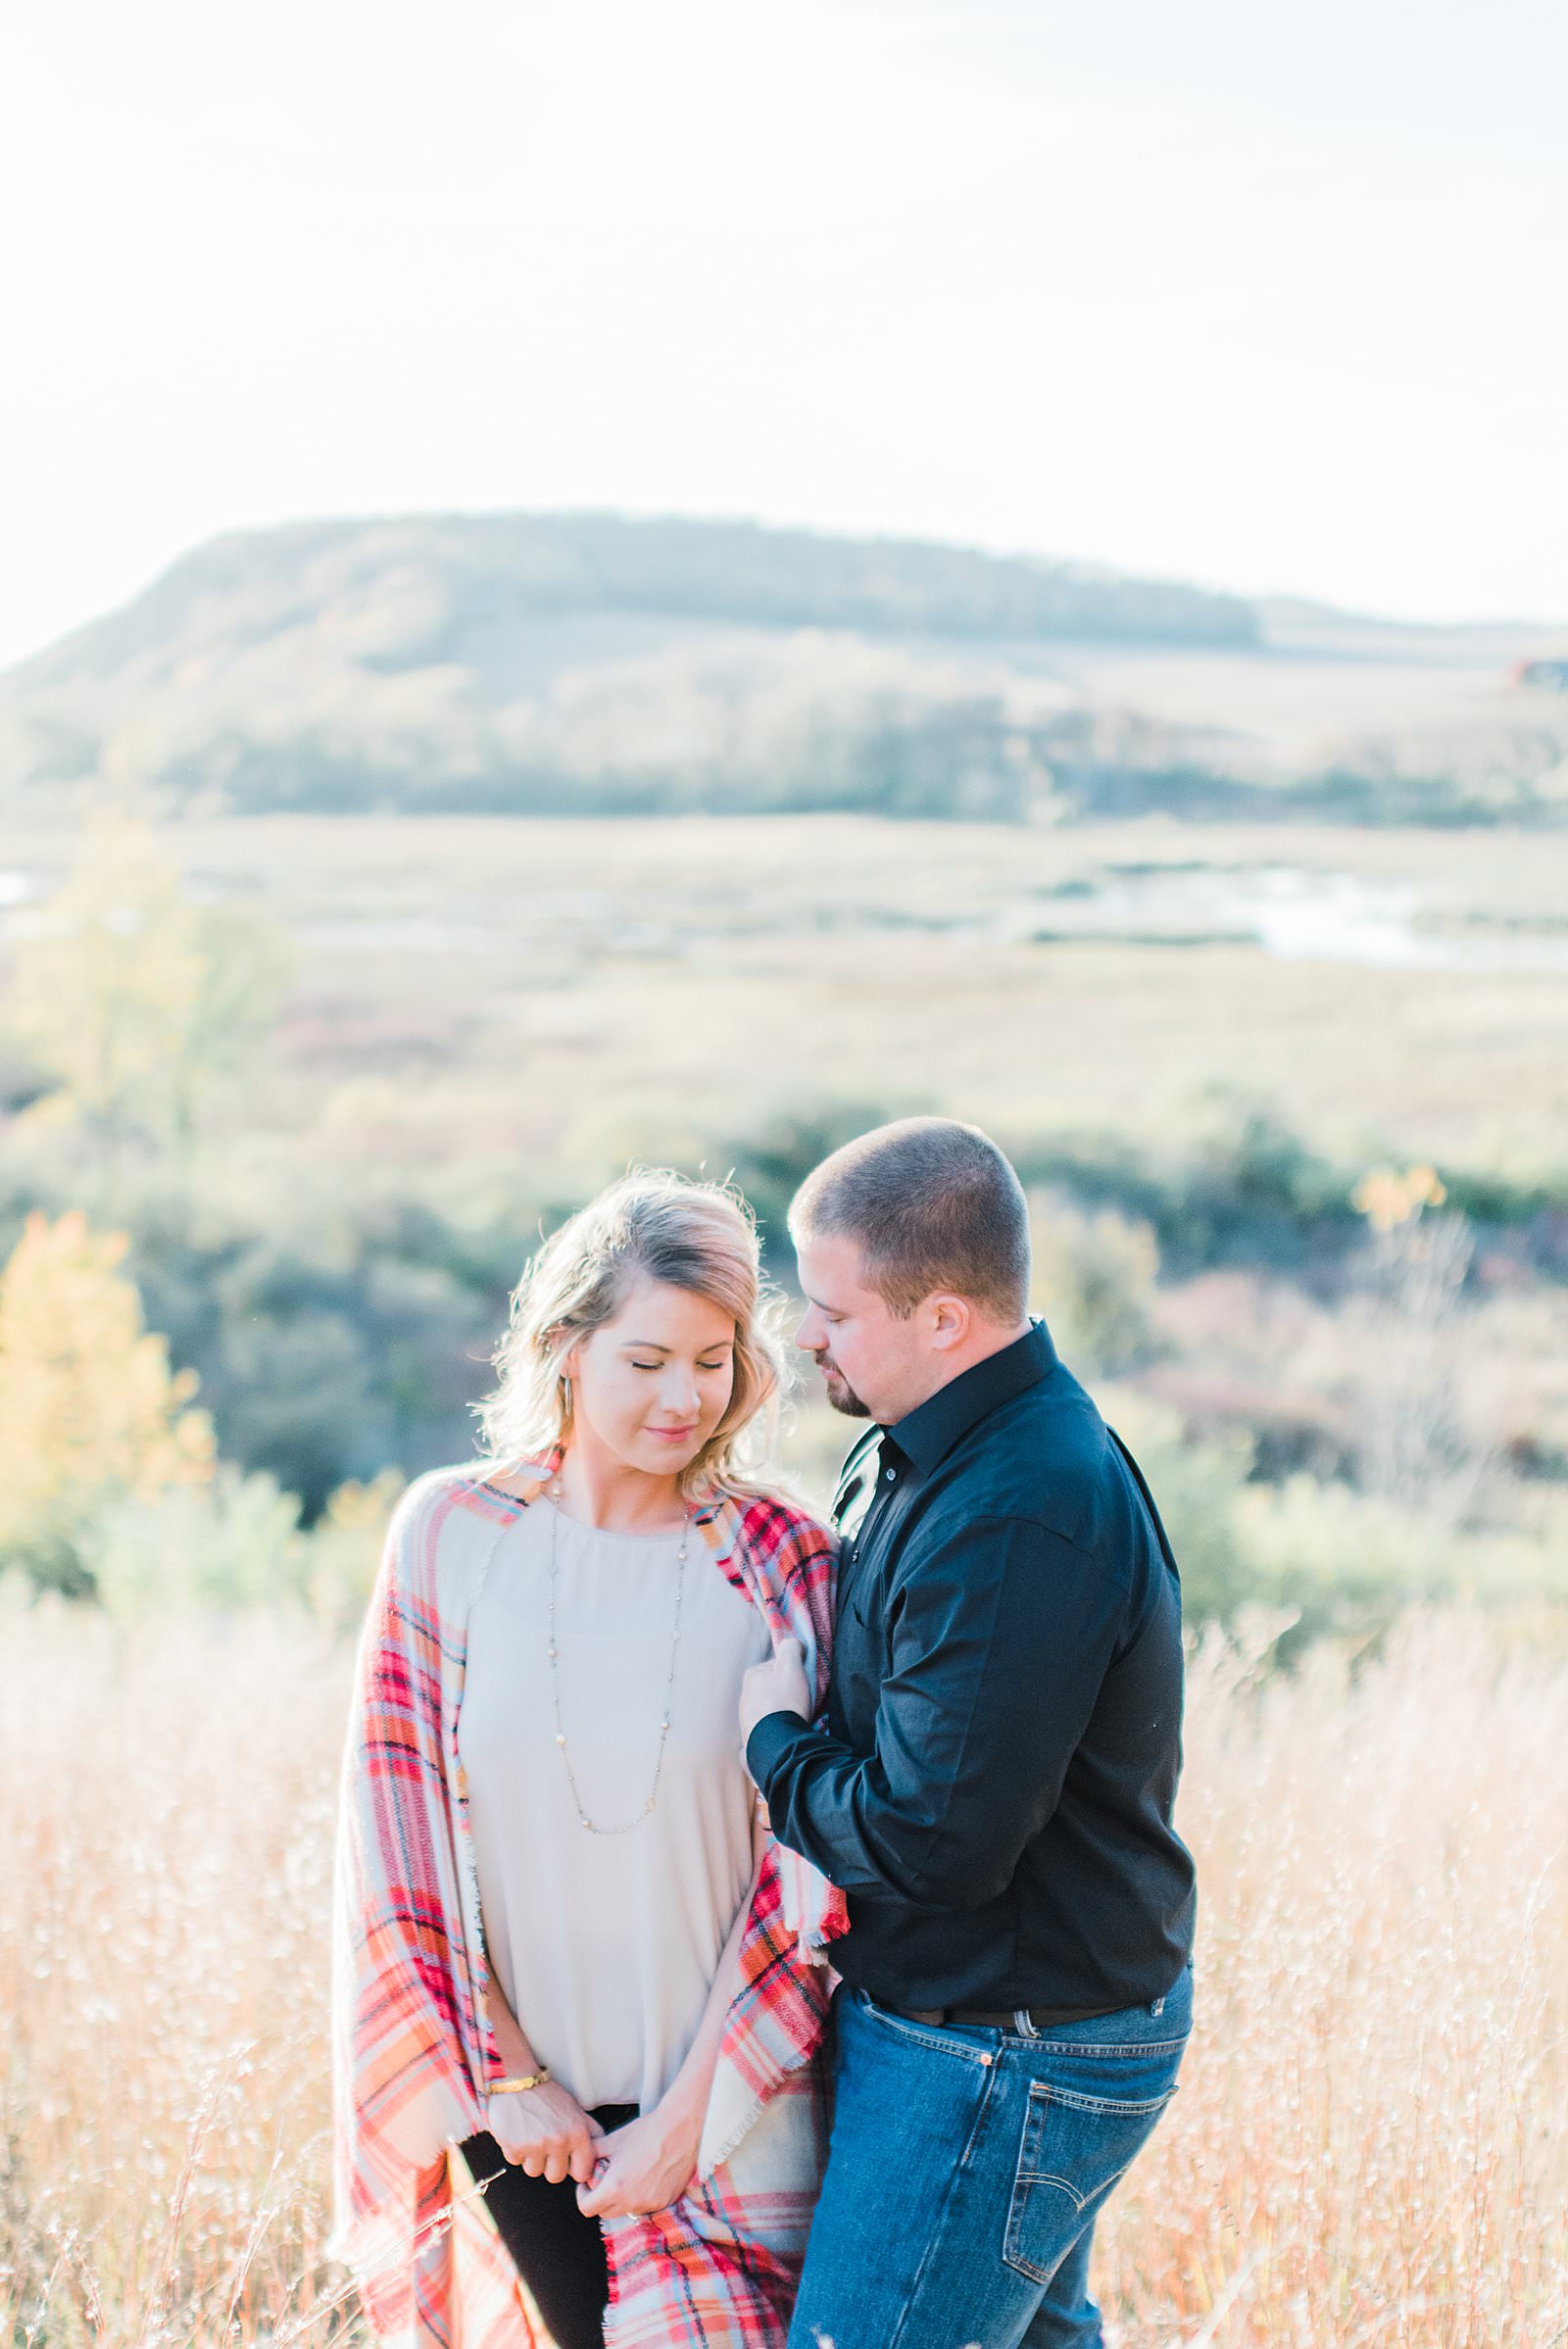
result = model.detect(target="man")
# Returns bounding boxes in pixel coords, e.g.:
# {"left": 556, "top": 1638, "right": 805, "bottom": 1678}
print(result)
{"left": 739, "top": 1117, "right": 1197, "bottom": 2349}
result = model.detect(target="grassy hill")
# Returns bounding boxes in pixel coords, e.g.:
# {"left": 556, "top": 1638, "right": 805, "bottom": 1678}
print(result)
{"left": 1, "top": 512, "right": 1562, "bottom": 822}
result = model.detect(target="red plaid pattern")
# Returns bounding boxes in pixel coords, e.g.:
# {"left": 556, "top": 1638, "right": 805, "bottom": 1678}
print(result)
{"left": 332, "top": 1469, "right": 845, "bottom": 2349}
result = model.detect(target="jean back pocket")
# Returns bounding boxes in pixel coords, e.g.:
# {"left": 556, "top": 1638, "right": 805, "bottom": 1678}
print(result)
{"left": 1003, "top": 2077, "right": 1177, "bottom": 2284}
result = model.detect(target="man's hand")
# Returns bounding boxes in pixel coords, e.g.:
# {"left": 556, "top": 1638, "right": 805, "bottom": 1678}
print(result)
{"left": 739, "top": 1637, "right": 810, "bottom": 1744}
{"left": 575, "top": 2100, "right": 702, "bottom": 2219}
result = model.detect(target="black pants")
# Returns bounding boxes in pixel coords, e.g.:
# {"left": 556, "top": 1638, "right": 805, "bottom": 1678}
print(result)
{"left": 461, "top": 2106, "right": 637, "bottom": 2349}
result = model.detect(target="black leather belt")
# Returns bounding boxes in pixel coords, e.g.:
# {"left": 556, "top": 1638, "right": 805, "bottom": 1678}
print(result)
{"left": 887, "top": 1998, "right": 1122, "bottom": 2031}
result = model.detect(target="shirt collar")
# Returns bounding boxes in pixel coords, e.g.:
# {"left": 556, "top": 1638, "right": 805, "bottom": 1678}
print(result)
{"left": 883, "top": 1318, "right": 1059, "bottom": 1477}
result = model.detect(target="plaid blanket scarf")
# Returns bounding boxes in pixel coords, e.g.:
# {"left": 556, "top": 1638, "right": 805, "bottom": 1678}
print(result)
{"left": 331, "top": 1464, "right": 846, "bottom": 2349}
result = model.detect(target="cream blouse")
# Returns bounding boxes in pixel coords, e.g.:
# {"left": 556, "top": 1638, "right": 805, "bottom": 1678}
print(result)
{"left": 457, "top": 1498, "right": 772, "bottom": 2112}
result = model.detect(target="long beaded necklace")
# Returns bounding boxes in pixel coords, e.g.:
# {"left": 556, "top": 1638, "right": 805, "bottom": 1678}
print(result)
{"left": 545, "top": 1478, "right": 690, "bottom": 1835}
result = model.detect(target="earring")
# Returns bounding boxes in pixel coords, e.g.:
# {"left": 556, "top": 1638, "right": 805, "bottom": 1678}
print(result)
{"left": 551, "top": 1381, "right": 568, "bottom": 1498}
{"left": 554, "top": 1375, "right": 572, "bottom": 1497}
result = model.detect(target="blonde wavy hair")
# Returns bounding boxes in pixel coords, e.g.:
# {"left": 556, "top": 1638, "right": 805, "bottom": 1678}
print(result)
{"left": 475, "top": 1169, "right": 788, "bottom": 1500}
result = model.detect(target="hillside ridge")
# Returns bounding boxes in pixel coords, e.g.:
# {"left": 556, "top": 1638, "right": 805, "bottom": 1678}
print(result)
{"left": 1, "top": 512, "right": 1561, "bottom": 824}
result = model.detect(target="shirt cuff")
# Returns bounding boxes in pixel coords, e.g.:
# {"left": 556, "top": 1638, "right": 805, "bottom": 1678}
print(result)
{"left": 746, "top": 1708, "right": 818, "bottom": 1797}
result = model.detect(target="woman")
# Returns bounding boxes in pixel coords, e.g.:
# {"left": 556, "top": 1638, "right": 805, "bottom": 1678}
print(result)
{"left": 331, "top": 1171, "right": 845, "bottom": 2349}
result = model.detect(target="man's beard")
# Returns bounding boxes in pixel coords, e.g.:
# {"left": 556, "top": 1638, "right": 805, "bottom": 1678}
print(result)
{"left": 816, "top": 1355, "right": 872, "bottom": 1419}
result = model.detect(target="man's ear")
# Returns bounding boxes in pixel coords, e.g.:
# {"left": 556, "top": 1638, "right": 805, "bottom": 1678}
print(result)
{"left": 926, "top": 1293, "right": 973, "bottom": 1351}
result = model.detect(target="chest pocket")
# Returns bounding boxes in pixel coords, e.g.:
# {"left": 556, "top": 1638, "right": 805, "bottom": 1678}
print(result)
{"left": 842, "top": 1571, "right": 878, "bottom": 1635}
{"left": 832, "top": 1554, "right": 889, "bottom": 1743}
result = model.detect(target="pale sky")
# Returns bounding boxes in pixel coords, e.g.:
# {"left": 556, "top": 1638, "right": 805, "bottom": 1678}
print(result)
{"left": 3, "top": 0, "right": 1565, "bottom": 673}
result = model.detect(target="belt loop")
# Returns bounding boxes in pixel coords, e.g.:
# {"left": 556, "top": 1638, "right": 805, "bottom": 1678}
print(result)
{"left": 1012, "top": 2007, "right": 1039, "bottom": 2038}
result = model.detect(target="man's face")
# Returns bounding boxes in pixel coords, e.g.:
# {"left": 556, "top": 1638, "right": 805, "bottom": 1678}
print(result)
{"left": 793, "top": 1228, "right": 929, "bottom": 1427}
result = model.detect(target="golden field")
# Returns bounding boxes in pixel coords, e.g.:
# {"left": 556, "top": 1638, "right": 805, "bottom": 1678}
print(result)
{"left": 3, "top": 1600, "right": 1565, "bottom": 2349}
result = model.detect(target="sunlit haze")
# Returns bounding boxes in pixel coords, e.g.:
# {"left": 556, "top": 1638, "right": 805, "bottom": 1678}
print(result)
{"left": 4, "top": 0, "right": 1564, "bottom": 671}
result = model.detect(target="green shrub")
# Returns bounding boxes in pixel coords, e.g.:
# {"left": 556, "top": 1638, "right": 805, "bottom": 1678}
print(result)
{"left": 1230, "top": 1475, "right": 1453, "bottom": 1654}
{"left": 84, "top": 1469, "right": 308, "bottom": 1618}
{"left": 1030, "top": 1193, "right": 1160, "bottom": 1375}
{"left": 1100, "top": 1390, "right": 1256, "bottom": 1628}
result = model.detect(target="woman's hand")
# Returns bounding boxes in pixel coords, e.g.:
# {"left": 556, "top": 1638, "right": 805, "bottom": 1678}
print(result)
{"left": 487, "top": 2080, "right": 605, "bottom": 2185}
{"left": 574, "top": 2098, "right": 703, "bottom": 2220}
{"left": 739, "top": 1637, "right": 810, "bottom": 1745}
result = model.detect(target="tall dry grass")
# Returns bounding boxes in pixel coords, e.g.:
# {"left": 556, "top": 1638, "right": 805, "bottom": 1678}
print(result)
{"left": 1, "top": 1610, "right": 348, "bottom": 2347}
{"left": 1098, "top": 1617, "right": 1568, "bottom": 2345}
{"left": 3, "top": 1601, "right": 1566, "bottom": 2348}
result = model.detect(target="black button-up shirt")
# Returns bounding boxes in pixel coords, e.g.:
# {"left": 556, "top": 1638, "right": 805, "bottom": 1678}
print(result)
{"left": 747, "top": 1321, "right": 1197, "bottom": 2014}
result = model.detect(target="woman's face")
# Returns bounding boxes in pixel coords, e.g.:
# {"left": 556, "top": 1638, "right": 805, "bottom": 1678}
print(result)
{"left": 565, "top": 1276, "right": 738, "bottom": 1480}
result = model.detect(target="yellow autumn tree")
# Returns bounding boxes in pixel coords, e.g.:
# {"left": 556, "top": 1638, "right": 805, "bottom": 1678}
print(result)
{"left": 0, "top": 1210, "right": 215, "bottom": 1585}
{"left": 7, "top": 815, "right": 284, "bottom": 1154}
{"left": 1352, "top": 1163, "right": 1448, "bottom": 1232}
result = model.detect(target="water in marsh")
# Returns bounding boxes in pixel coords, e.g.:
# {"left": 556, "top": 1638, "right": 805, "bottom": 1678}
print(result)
{"left": 1010, "top": 863, "right": 1568, "bottom": 971}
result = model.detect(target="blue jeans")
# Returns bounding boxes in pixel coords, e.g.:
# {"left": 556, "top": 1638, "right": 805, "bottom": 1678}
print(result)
{"left": 787, "top": 1964, "right": 1192, "bottom": 2349}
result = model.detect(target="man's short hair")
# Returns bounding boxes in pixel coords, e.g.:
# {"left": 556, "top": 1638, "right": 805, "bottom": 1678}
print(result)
{"left": 790, "top": 1117, "right": 1031, "bottom": 1323}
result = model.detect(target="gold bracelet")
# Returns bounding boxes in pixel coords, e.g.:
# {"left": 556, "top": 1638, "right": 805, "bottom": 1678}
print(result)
{"left": 490, "top": 2067, "right": 551, "bottom": 2094}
